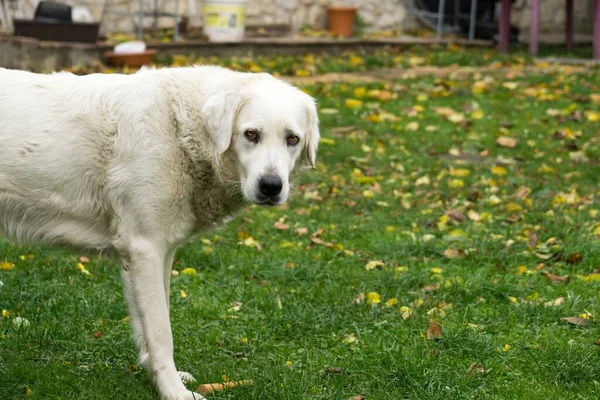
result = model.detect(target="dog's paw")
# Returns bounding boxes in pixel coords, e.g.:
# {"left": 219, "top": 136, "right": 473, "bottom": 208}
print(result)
{"left": 164, "top": 390, "right": 205, "bottom": 400}
{"left": 178, "top": 371, "right": 197, "bottom": 384}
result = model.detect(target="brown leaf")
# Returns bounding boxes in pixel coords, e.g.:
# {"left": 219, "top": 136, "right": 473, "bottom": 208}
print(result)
{"left": 446, "top": 209, "right": 466, "bottom": 222}
{"left": 514, "top": 186, "right": 531, "bottom": 199}
{"left": 541, "top": 271, "right": 570, "bottom": 284}
{"left": 323, "top": 367, "right": 344, "bottom": 374}
{"left": 295, "top": 227, "right": 308, "bottom": 236}
{"left": 347, "top": 396, "right": 366, "bottom": 400}
{"left": 594, "top": 339, "right": 600, "bottom": 347}
{"left": 444, "top": 248, "right": 465, "bottom": 259}
{"left": 433, "top": 106, "right": 458, "bottom": 117}
{"left": 197, "top": 380, "right": 253, "bottom": 395}
{"left": 496, "top": 136, "right": 518, "bottom": 148}
{"left": 467, "top": 363, "right": 485, "bottom": 376}
{"left": 92, "top": 331, "right": 103, "bottom": 339}
{"left": 561, "top": 317, "right": 590, "bottom": 327}
{"left": 354, "top": 293, "right": 365, "bottom": 304}
{"left": 527, "top": 231, "right": 538, "bottom": 249}
{"left": 274, "top": 221, "right": 290, "bottom": 230}
{"left": 421, "top": 284, "right": 439, "bottom": 293}
{"left": 566, "top": 253, "right": 583, "bottom": 265}
{"left": 427, "top": 320, "right": 442, "bottom": 339}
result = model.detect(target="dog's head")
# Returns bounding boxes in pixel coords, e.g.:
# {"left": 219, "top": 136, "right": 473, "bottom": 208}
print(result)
{"left": 202, "top": 73, "right": 319, "bottom": 206}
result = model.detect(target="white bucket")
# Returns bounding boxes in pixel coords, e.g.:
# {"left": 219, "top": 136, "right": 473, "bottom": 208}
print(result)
{"left": 202, "top": 0, "right": 248, "bottom": 42}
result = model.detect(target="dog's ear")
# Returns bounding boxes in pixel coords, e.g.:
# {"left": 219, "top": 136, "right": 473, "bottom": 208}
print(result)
{"left": 201, "top": 90, "right": 244, "bottom": 154}
{"left": 302, "top": 96, "right": 320, "bottom": 169}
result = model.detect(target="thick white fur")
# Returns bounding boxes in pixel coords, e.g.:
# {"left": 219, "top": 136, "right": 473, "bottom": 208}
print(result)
{"left": 0, "top": 66, "right": 319, "bottom": 399}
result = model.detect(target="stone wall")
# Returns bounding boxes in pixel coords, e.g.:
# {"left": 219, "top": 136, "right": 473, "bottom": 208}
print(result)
{"left": 8, "top": 0, "right": 597, "bottom": 42}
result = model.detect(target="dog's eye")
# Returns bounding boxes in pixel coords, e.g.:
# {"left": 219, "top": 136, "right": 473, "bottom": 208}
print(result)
{"left": 287, "top": 135, "right": 300, "bottom": 146}
{"left": 244, "top": 130, "right": 259, "bottom": 143}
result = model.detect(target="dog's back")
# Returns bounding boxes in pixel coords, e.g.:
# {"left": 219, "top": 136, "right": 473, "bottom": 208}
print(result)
{"left": 0, "top": 69, "right": 134, "bottom": 249}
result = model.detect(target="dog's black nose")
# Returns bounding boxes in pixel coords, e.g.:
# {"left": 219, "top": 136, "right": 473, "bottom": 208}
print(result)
{"left": 258, "top": 175, "right": 283, "bottom": 197}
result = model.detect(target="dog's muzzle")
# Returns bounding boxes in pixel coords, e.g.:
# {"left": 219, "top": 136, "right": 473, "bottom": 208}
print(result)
{"left": 256, "top": 174, "right": 282, "bottom": 205}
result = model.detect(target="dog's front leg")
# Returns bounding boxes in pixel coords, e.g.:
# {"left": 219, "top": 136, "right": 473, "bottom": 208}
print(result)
{"left": 121, "top": 239, "right": 204, "bottom": 400}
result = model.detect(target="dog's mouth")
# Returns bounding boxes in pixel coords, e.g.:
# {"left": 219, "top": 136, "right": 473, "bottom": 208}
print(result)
{"left": 254, "top": 194, "right": 281, "bottom": 206}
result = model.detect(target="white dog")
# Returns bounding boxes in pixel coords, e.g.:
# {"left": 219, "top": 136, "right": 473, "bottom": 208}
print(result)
{"left": 0, "top": 66, "right": 319, "bottom": 399}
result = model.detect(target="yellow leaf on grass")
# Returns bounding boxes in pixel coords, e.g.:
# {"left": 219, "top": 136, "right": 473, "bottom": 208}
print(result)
{"left": 538, "top": 164, "right": 555, "bottom": 174}
{"left": 583, "top": 273, "right": 600, "bottom": 282}
{"left": 449, "top": 168, "right": 471, "bottom": 177}
{"left": 180, "top": 289, "right": 188, "bottom": 298}
{"left": 506, "top": 203, "right": 523, "bottom": 212}
{"left": 400, "top": 306, "right": 414, "bottom": 319}
{"left": 362, "top": 189, "right": 375, "bottom": 198}
{"left": 503, "top": 344, "right": 512, "bottom": 352}
{"left": 182, "top": 267, "right": 197, "bottom": 276}
{"left": 345, "top": 99, "right": 363, "bottom": 109}
{"left": 385, "top": 298, "right": 399, "bottom": 307}
{"left": 491, "top": 166, "right": 507, "bottom": 176}
{"left": 0, "top": 262, "right": 14, "bottom": 271}
{"left": 449, "top": 179, "right": 465, "bottom": 188}
{"left": 508, "top": 296, "right": 518, "bottom": 304}
{"left": 471, "top": 109, "right": 484, "bottom": 119}
{"left": 320, "top": 137, "right": 335, "bottom": 146}
{"left": 353, "top": 87, "right": 366, "bottom": 98}
{"left": 406, "top": 121, "right": 419, "bottom": 131}
{"left": 366, "top": 292, "right": 381, "bottom": 305}
{"left": 365, "top": 260, "right": 384, "bottom": 270}
{"left": 586, "top": 111, "right": 600, "bottom": 122}
{"left": 295, "top": 69, "right": 310, "bottom": 77}
{"left": 448, "top": 113, "right": 465, "bottom": 123}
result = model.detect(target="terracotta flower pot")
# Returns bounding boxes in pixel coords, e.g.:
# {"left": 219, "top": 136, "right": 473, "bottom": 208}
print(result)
{"left": 326, "top": 6, "right": 357, "bottom": 37}
{"left": 105, "top": 50, "right": 157, "bottom": 68}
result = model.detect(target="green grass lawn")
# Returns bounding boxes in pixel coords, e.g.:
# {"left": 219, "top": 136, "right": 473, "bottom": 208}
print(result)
{"left": 2, "top": 51, "right": 600, "bottom": 399}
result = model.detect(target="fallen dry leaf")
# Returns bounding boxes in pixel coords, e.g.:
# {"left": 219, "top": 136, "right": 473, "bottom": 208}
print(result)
{"left": 421, "top": 284, "right": 439, "bottom": 292}
{"left": 196, "top": 380, "right": 253, "bottom": 395}
{"left": 427, "top": 320, "right": 442, "bottom": 339}
{"left": 527, "top": 231, "right": 539, "bottom": 249}
{"left": 544, "top": 296, "right": 565, "bottom": 307}
{"left": 295, "top": 227, "right": 308, "bottom": 236}
{"left": 566, "top": 253, "right": 583, "bottom": 264}
{"left": 467, "top": 363, "right": 485, "bottom": 376}
{"left": 496, "top": 136, "right": 518, "bottom": 148}
{"left": 354, "top": 293, "right": 365, "bottom": 304}
{"left": 541, "top": 271, "right": 569, "bottom": 284}
{"left": 364, "top": 260, "right": 384, "bottom": 270}
{"left": 561, "top": 317, "right": 590, "bottom": 327}
{"left": 274, "top": 220, "right": 290, "bottom": 230}
{"left": 446, "top": 209, "right": 466, "bottom": 222}
{"left": 347, "top": 395, "right": 366, "bottom": 400}
{"left": 595, "top": 339, "right": 600, "bottom": 347}
{"left": 444, "top": 248, "right": 465, "bottom": 259}
{"left": 323, "top": 367, "right": 344, "bottom": 374}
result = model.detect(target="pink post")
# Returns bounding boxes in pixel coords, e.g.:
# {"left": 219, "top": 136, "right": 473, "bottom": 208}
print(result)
{"left": 499, "top": 0, "right": 511, "bottom": 53}
{"left": 595, "top": 0, "right": 600, "bottom": 60}
{"left": 566, "top": 0, "right": 573, "bottom": 52}
{"left": 529, "top": 0, "right": 540, "bottom": 55}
